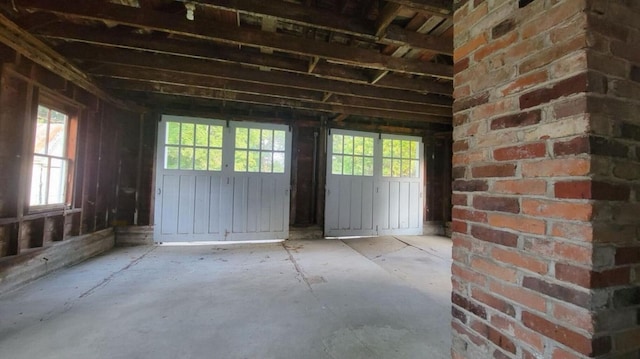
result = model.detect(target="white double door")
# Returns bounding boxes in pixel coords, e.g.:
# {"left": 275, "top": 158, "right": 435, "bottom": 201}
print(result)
{"left": 325, "top": 129, "right": 424, "bottom": 237}
{"left": 154, "top": 115, "right": 291, "bottom": 242}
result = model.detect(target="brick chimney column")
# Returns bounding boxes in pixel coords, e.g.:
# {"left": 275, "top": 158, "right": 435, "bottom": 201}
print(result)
{"left": 451, "top": 0, "right": 640, "bottom": 358}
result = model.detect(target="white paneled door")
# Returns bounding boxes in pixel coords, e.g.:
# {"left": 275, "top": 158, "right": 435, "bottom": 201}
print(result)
{"left": 154, "top": 115, "right": 291, "bottom": 242}
{"left": 325, "top": 130, "right": 423, "bottom": 237}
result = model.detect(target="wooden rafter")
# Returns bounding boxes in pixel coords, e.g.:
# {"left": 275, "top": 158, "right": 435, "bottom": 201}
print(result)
{"left": 89, "top": 64, "right": 451, "bottom": 117}
{"left": 0, "top": 12, "right": 142, "bottom": 111}
{"left": 39, "top": 24, "right": 452, "bottom": 95}
{"left": 68, "top": 46, "right": 453, "bottom": 107}
{"left": 15, "top": 0, "right": 453, "bottom": 78}
{"left": 376, "top": 2, "right": 401, "bottom": 37}
{"left": 176, "top": 0, "right": 452, "bottom": 54}
{"left": 106, "top": 80, "right": 451, "bottom": 124}
{"left": 384, "top": 0, "right": 452, "bottom": 17}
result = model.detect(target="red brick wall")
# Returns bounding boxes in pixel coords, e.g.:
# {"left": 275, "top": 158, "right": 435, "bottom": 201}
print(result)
{"left": 451, "top": 0, "right": 640, "bottom": 357}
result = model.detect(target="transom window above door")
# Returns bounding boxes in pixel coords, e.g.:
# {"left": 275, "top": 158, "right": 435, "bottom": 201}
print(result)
{"left": 164, "top": 121, "right": 224, "bottom": 171}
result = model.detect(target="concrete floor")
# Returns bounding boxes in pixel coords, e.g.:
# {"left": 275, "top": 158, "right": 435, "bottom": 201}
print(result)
{"left": 0, "top": 235, "right": 452, "bottom": 359}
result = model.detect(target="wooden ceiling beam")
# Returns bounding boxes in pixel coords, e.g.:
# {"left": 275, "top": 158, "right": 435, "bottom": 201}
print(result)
{"left": 185, "top": 0, "right": 451, "bottom": 54}
{"left": 93, "top": 66, "right": 322, "bottom": 100}
{"left": 191, "top": 0, "right": 453, "bottom": 55}
{"left": 190, "top": 0, "right": 374, "bottom": 37}
{"left": 16, "top": 0, "right": 452, "bottom": 78}
{"left": 384, "top": 0, "right": 452, "bottom": 18}
{"left": 0, "top": 12, "right": 142, "bottom": 112}
{"left": 39, "top": 24, "right": 452, "bottom": 95}
{"left": 120, "top": 91, "right": 451, "bottom": 131}
{"left": 89, "top": 65, "right": 451, "bottom": 116}
{"left": 375, "top": 2, "right": 401, "bottom": 37}
{"left": 106, "top": 80, "right": 451, "bottom": 124}
{"left": 67, "top": 46, "right": 452, "bottom": 106}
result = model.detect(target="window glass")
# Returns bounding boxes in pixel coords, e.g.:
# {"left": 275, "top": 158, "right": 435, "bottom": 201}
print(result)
{"left": 166, "top": 122, "right": 180, "bottom": 145}
{"left": 195, "top": 124, "right": 209, "bottom": 147}
{"left": 209, "top": 149, "right": 222, "bottom": 171}
{"left": 249, "top": 129, "right": 261, "bottom": 150}
{"left": 30, "top": 105, "right": 73, "bottom": 206}
{"left": 165, "top": 147, "right": 179, "bottom": 169}
{"left": 163, "top": 121, "right": 223, "bottom": 171}
{"left": 180, "top": 147, "right": 194, "bottom": 170}
{"left": 273, "top": 152, "right": 285, "bottom": 173}
{"left": 261, "top": 129, "right": 273, "bottom": 150}
{"left": 381, "top": 138, "right": 420, "bottom": 178}
{"left": 331, "top": 134, "right": 374, "bottom": 176}
{"left": 274, "top": 131, "right": 286, "bottom": 151}
{"left": 234, "top": 127, "right": 286, "bottom": 173}
{"left": 248, "top": 151, "right": 260, "bottom": 172}
{"left": 181, "top": 123, "right": 195, "bottom": 146}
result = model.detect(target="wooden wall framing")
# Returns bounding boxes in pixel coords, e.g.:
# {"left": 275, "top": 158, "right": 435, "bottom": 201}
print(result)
{"left": 0, "top": 43, "right": 152, "bottom": 259}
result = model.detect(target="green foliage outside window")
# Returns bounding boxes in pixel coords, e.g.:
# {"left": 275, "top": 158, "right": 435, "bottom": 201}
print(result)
{"left": 332, "top": 134, "right": 374, "bottom": 176}
{"left": 164, "top": 121, "right": 223, "bottom": 171}
{"left": 234, "top": 127, "right": 286, "bottom": 173}
{"left": 381, "top": 139, "right": 419, "bottom": 178}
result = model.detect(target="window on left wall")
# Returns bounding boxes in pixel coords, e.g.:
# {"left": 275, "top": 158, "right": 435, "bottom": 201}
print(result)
{"left": 29, "top": 104, "right": 75, "bottom": 207}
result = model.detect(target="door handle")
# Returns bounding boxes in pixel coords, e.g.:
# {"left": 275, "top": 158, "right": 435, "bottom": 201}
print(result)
{"left": 157, "top": 188, "right": 162, "bottom": 195}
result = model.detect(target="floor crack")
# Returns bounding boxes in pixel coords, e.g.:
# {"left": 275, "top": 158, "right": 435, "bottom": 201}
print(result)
{"left": 392, "top": 236, "right": 451, "bottom": 262}
{"left": 281, "top": 243, "right": 313, "bottom": 292}
{"left": 37, "top": 246, "right": 157, "bottom": 323}
{"left": 79, "top": 246, "right": 156, "bottom": 299}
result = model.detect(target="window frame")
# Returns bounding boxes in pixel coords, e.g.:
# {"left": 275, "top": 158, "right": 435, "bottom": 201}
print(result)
{"left": 162, "top": 120, "right": 225, "bottom": 172}
{"left": 330, "top": 133, "right": 376, "bottom": 177}
{"left": 233, "top": 126, "right": 287, "bottom": 174}
{"left": 27, "top": 95, "right": 78, "bottom": 212}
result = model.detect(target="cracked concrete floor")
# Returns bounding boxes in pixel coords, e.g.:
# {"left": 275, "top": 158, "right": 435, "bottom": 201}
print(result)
{"left": 0, "top": 235, "right": 452, "bottom": 359}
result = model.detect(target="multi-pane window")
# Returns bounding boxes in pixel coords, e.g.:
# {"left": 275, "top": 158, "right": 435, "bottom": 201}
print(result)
{"left": 164, "top": 121, "right": 223, "bottom": 171}
{"left": 331, "top": 134, "right": 374, "bottom": 176}
{"left": 234, "top": 127, "right": 286, "bottom": 173}
{"left": 382, "top": 139, "right": 420, "bottom": 178}
{"left": 30, "top": 105, "right": 71, "bottom": 206}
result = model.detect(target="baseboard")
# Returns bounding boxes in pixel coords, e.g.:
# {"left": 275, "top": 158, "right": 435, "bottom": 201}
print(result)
{"left": 0, "top": 228, "right": 115, "bottom": 294}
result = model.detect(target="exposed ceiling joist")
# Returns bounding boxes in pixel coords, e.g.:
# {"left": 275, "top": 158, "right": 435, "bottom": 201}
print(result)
{"left": 182, "top": 0, "right": 452, "bottom": 54}
{"left": 0, "top": 12, "right": 142, "bottom": 111}
{"left": 68, "top": 47, "right": 453, "bottom": 107}
{"left": 384, "top": 0, "right": 452, "bottom": 17}
{"left": 90, "top": 64, "right": 451, "bottom": 117}
{"left": 109, "top": 81, "right": 452, "bottom": 124}
{"left": 376, "top": 2, "right": 402, "bottom": 37}
{"left": 39, "top": 25, "right": 452, "bottom": 95}
{"left": 16, "top": 0, "right": 453, "bottom": 79}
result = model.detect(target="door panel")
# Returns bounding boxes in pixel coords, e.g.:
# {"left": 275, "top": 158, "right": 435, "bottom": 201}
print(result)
{"left": 325, "top": 130, "right": 378, "bottom": 237}
{"left": 325, "top": 130, "right": 423, "bottom": 237}
{"left": 154, "top": 116, "right": 291, "bottom": 242}
{"left": 208, "top": 177, "right": 223, "bottom": 235}
{"left": 377, "top": 134, "right": 424, "bottom": 236}
{"left": 226, "top": 122, "right": 291, "bottom": 240}
{"left": 193, "top": 176, "right": 211, "bottom": 234}
{"left": 159, "top": 175, "right": 180, "bottom": 235}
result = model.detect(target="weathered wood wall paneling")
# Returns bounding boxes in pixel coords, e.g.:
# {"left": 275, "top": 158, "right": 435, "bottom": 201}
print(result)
{"left": 0, "top": 43, "right": 148, "bottom": 260}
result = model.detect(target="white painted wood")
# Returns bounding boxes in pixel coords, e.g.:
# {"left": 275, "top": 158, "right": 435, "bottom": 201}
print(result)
{"left": 377, "top": 134, "right": 424, "bottom": 236}
{"left": 154, "top": 116, "right": 291, "bottom": 242}
{"left": 154, "top": 115, "right": 228, "bottom": 242}
{"left": 226, "top": 122, "right": 291, "bottom": 240}
{"left": 325, "top": 129, "right": 378, "bottom": 237}
{"left": 325, "top": 130, "right": 423, "bottom": 237}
